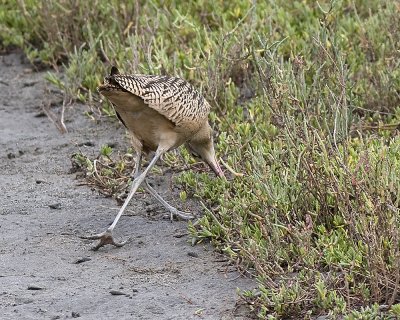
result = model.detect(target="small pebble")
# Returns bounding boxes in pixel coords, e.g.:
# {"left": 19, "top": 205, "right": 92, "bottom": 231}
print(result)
{"left": 173, "top": 232, "right": 188, "bottom": 238}
{"left": 106, "top": 142, "right": 118, "bottom": 148}
{"left": 71, "top": 311, "right": 80, "bottom": 318}
{"left": 187, "top": 251, "right": 199, "bottom": 258}
{"left": 22, "top": 81, "right": 37, "bottom": 87}
{"left": 73, "top": 257, "right": 91, "bottom": 264}
{"left": 77, "top": 141, "right": 95, "bottom": 147}
{"left": 34, "top": 111, "right": 46, "bottom": 118}
{"left": 49, "top": 203, "right": 61, "bottom": 209}
{"left": 27, "top": 285, "right": 44, "bottom": 290}
{"left": 110, "top": 289, "right": 129, "bottom": 296}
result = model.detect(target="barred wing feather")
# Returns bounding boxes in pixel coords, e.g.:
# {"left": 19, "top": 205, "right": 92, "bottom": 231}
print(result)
{"left": 113, "top": 74, "right": 210, "bottom": 127}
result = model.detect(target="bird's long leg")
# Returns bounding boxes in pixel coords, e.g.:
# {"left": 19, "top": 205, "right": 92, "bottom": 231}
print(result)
{"left": 131, "top": 151, "right": 142, "bottom": 179}
{"left": 143, "top": 180, "right": 195, "bottom": 221}
{"left": 82, "top": 148, "right": 165, "bottom": 250}
{"left": 133, "top": 150, "right": 193, "bottom": 220}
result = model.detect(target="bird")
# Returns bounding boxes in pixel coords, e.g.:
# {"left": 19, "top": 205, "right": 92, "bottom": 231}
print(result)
{"left": 83, "top": 66, "right": 224, "bottom": 250}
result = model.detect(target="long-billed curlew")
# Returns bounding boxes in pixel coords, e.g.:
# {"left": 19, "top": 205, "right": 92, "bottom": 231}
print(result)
{"left": 84, "top": 66, "right": 224, "bottom": 250}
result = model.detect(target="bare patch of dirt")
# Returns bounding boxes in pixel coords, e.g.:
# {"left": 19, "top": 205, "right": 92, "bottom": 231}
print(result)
{"left": 0, "top": 51, "right": 255, "bottom": 320}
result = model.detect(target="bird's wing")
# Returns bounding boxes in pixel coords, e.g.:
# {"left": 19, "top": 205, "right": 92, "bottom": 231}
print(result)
{"left": 112, "top": 74, "right": 210, "bottom": 126}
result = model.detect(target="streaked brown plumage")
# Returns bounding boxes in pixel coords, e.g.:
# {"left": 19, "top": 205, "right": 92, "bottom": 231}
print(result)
{"left": 83, "top": 66, "right": 224, "bottom": 250}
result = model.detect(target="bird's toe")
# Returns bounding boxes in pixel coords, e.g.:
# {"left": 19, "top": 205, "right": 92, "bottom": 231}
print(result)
{"left": 165, "top": 209, "right": 195, "bottom": 221}
{"left": 81, "top": 230, "right": 128, "bottom": 251}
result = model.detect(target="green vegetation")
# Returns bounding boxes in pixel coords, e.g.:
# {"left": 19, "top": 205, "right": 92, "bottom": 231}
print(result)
{"left": 2, "top": 0, "right": 400, "bottom": 318}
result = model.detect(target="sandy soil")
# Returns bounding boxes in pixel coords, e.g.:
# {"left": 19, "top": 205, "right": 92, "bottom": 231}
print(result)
{"left": 0, "top": 52, "right": 255, "bottom": 320}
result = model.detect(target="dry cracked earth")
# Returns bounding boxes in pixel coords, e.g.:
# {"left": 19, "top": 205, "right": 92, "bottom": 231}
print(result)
{"left": 0, "top": 51, "right": 255, "bottom": 320}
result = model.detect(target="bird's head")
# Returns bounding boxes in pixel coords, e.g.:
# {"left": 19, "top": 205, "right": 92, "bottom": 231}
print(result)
{"left": 97, "top": 66, "right": 125, "bottom": 95}
{"left": 187, "top": 123, "right": 224, "bottom": 178}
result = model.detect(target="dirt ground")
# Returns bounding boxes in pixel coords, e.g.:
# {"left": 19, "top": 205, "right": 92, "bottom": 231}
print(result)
{"left": 0, "top": 52, "right": 255, "bottom": 320}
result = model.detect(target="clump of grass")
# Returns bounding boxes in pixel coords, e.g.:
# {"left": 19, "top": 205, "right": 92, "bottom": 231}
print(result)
{"left": 70, "top": 144, "right": 207, "bottom": 203}
{"left": 71, "top": 146, "right": 134, "bottom": 202}
{"left": 3, "top": 0, "right": 400, "bottom": 318}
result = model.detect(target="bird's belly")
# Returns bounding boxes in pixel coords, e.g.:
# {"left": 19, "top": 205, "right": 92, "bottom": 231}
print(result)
{"left": 108, "top": 92, "right": 185, "bottom": 151}
{"left": 118, "top": 107, "right": 181, "bottom": 152}
{"left": 127, "top": 114, "right": 161, "bottom": 151}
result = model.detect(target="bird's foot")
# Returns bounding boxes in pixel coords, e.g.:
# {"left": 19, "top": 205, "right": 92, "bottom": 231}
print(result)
{"left": 164, "top": 208, "right": 195, "bottom": 222}
{"left": 80, "top": 229, "right": 129, "bottom": 251}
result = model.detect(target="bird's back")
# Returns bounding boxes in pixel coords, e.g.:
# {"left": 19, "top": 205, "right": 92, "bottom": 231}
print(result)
{"left": 111, "top": 73, "right": 211, "bottom": 129}
{"left": 99, "top": 69, "right": 212, "bottom": 152}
